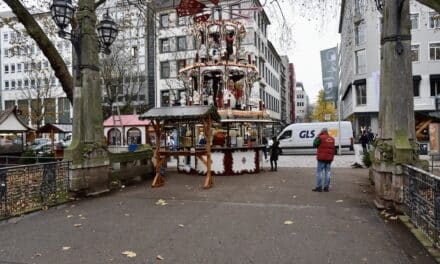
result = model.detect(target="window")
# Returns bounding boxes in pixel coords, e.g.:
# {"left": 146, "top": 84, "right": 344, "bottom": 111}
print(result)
{"left": 4, "top": 81, "right": 9, "bottom": 90}
{"left": 410, "top": 13, "right": 419, "bottom": 30}
{"left": 354, "top": 20, "right": 365, "bottom": 45}
{"left": 161, "top": 90, "right": 170, "bottom": 107}
{"left": 17, "top": 80, "right": 22, "bottom": 89}
{"left": 355, "top": 49, "right": 366, "bottom": 74}
{"left": 413, "top": 76, "right": 421, "bottom": 97}
{"left": 107, "top": 128, "right": 122, "bottom": 146}
{"left": 355, "top": 82, "right": 367, "bottom": 105}
{"left": 160, "top": 14, "right": 169, "bottom": 28}
{"left": 11, "top": 80, "right": 15, "bottom": 89}
{"left": 127, "top": 128, "right": 142, "bottom": 144}
{"left": 3, "top": 33, "right": 8, "bottom": 42}
{"left": 160, "top": 38, "right": 170, "bottom": 53}
{"left": 43, "top": 61, "right": 49, "bottom": 68}
{"left": 24, "top": 79, "right": 29, "bottom": 88}
{"left": 10, "top": 64, "right": 15, "bottom": 73}
{"left": 429, "top": 12, "right": 440, "bottom": 29}
{"left": 58, "top": 97, "right": 71, "bottom": 123}
{"left": 4, "top": 65, "right": 9, "bottom": 74}
{"left": 279, "top": 130, "right": 292, "bottom": 140}
{"left": 24, "top": 63, "right": 29, "bottom": 72}
{"left": 411, "top": 45, "right": 420, "bottom": 62}
{"left": 4, "top": 48, "right": 8, "bottom": 57}
{"left": 177, "top": 16, "right": 186, "bottom": 26}
{"left": 31, "top": 79, "right": 36, "bottom": 89}
{"left": 231, "top": 4, "right": 240, "bottom": 19}
{"left": 160, "top": 61, "right": 170, "bottom": 79}
{"left": 431, "top": 76, "right": 440, "bottom": 96}
{"left": 177, "top": 36, "right": 187, "bottom": 51}
{"left": 131, "top": 46, "right": 138, "bottom": 57}
{"left": 354, "top": 0, "right": 364, "bottom": 15}
{"left": 17, "top": 63, "right": 22, "bottom": 72}
{"left": 430, "top": 43, "right": 440, "bottom": 61}
{"left": 177, "top": 59, "right": 186, "bottom": 72}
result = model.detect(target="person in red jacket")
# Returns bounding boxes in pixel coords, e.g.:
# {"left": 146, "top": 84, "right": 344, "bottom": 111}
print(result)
{"left": 312, "top": 128, "right": 335, "bottom": 192}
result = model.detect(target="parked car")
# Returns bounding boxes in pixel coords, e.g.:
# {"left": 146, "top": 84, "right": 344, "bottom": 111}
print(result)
{"left": 32, "top": 138, "right": 50, "bottom": 148}
{"left": 33, "top": 142, "right": 53, "bottom": 155}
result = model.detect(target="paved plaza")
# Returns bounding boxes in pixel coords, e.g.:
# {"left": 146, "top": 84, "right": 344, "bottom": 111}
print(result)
{"left": 0, "top": 162, "right": 435, "bottom": 264}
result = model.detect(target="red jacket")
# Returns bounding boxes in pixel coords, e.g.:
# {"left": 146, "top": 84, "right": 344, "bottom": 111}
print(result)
{"left": 316, "top": 132, "right": 335, "bottom": 162}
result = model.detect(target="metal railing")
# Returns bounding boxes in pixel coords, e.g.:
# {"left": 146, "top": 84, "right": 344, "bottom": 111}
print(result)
{"left": 0, "top": 155, "right": 59, "bottom": 167}
{"left": 403, "top": 164, "right": 440, "bottom": 247}
{"left": 0, "top": 161, "right": 70, "bottom": 219}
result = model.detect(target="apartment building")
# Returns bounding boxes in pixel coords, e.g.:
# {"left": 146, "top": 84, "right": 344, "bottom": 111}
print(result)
{"left": 295, "top": 82, "right": 308, "bottom": 122}
{"left": 0, "top": 11, "right": 72, "bottom": 127}
{"left": 280, "top": 55, "right": 291, "bottom": 124}
{"left": 153, "top": 0, "right": 287, "bottom": 121}
{"left": 339, "top": 0, "right": 440, "bottom": 138}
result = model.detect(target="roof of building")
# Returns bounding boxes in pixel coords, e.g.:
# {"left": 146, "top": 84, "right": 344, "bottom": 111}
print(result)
{"left": 139, "top": 106, "right": 220, "bottom": 122}
{"left": 103, "top": 115, "right": 151, "bottom": 127}
{"left": 0, "top": 106, "right": 34, "bottom": 132}
{"left": 36, "top": 123, "right": 72, "bottom": 134}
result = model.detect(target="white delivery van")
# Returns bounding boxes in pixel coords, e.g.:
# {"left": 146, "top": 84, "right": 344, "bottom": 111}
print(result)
{"left": 276, "top": 121, "right": 354, "bottom": 154}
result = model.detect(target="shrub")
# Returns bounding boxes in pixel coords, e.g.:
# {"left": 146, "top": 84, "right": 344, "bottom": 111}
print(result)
{"left": 362, "top": 151, "right": 372, "bottom": 168}
{"left": 19, "top": 149, "right": 37, "bottom": 164}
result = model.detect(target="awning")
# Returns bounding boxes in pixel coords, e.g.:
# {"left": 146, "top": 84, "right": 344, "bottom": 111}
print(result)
{"left": 430, "top": 74, "right": 440, "bottom": 81}
{"left": 36, "top": 123, "right": 72, "bottom": 134}
{"left": 413, "top": 75, "right": 421, "bottom": 81}
{"left": 353, "top": 79, "right": 366, "bottom": 85}
{"left": 139, "top": 105, "right": 220, "bottom": 122}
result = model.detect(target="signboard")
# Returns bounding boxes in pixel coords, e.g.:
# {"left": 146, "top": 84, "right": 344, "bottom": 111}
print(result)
{"left": 320, "top": 47, "right": 339, "bottom": 104}
{"left": 324, "top": 114, "right": 331, "bottom": 121}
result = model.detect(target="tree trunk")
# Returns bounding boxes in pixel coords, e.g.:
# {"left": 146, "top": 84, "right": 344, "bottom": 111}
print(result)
{"left": 379, "top": 0, "right": 415, "bottom": 161}
{"left": 4, "top": 0, "right": 74, "bottom": 103}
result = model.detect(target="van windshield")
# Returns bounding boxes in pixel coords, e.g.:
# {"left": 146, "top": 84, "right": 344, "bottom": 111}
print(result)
{"left": 279, "top": 130, "right": 292, "bottom": 140}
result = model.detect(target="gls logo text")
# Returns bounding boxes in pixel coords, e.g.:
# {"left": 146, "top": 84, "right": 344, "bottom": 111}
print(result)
{"left": 299, "top": 130, "right": 315, "bottom": 139}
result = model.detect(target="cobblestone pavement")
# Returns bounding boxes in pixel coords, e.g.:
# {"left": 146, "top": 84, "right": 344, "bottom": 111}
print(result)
{"left": 0, "top": 167, "right": 435, "bottom": 264}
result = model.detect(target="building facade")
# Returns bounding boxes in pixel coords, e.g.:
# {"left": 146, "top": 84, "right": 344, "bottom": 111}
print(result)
{"left": 0, "top": 11, "right": 73, "bottom": 128}
{"left": 153, "top": 0, "right": 288, "bottom": 121}
{"left": 295, "top": 82, "right": 308, "bottom": 122}
{"left": 339, "top": 0, "right": 440, "bottom": 139}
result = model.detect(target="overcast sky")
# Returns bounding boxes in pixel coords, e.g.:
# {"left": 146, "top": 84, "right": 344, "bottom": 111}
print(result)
{"left": 263, "top": 1, "right": 341, "bottom": 103}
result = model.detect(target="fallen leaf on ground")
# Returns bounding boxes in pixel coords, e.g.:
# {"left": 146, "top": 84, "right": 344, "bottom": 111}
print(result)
{"left": 292, "top": 195, "right": 297, "bottom": 199}
{"left": 62, "top": 246, "right": 71, "bottom": 251}
{"left": 268, "top": 186, "right": 274, "bottom": 189}
{"left": 156, "top": 199, "right": 168, "bottom": 206}
{"left": 80, "top": 217, "right": 87, "bottom": 220}
{"left": 361, "top": 257, "right": 368, "bottom": 262}
{"left": 124, "top": 213, "right": 130, "bottom": 217}
{"left": 178, "top": 224, "right": 184, "bottom": 228}
{"left": 122, "top": 251, "right": 136, "bottom": 258}
{"left": 66, "top": 215, "right": 73, "bottom": 218}
{"left": 156, "top": 255, "right": 164, "bottom": 260}
{"left": 336, "top": 200, "right": 343, "bottom": 203}
{"left": 284, "top": 220, "right": 294, "bottom": 225}
{"left": 389, "top": 216, "right": 398, "bottom": 220}
{"left": 35, "top": 253, "right": 42, "bottom": 257}
{"left": 73, "top": 224, "right": 82, "bottom": 227}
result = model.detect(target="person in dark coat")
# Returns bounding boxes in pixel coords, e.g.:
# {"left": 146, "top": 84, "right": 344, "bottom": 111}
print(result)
{"left": 360, "top": 131, "right": 369, "bottom": 154}
{"left": 270, "top": 137, "right": 281, "bottom": 171}
{"left": 312, "top": 128, "right": 335, "bottom": 192}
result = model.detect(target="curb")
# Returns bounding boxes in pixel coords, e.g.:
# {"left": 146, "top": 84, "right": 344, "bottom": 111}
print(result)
{"left": 399, "top": 215, "right": 440, "bottom": 263}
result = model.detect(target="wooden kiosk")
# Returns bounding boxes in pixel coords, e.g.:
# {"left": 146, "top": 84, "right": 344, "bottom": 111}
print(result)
{"left": 139, "top": 105, "right": 220, "bottom": 189}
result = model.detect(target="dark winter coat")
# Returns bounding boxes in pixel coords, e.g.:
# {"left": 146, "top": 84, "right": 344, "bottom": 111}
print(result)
{"left": 270, "top": 141, "right": 281, "bottom": 161}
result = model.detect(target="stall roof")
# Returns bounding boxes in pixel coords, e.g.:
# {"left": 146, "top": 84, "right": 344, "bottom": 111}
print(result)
{"left": 140, "top": 106, "right": 220, "bottom": 122}
{"left": 0, "top": 106, "right": 34, "bottom": 132}
{"left": 36, "top": 123, "right": 72, "bottom": 134}
{"left": 103, "top": 115, "right": 151, "bottom": 127}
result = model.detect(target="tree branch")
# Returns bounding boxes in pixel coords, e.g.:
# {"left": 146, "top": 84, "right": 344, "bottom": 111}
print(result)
{"left": 95, "top": 0, "right": 107, "bottom": 9}
{"left": 416, "top": 0, "right": 440, "bottom": 13}
{"left": 4, "top": 0, "right": 74, "bottom": 104}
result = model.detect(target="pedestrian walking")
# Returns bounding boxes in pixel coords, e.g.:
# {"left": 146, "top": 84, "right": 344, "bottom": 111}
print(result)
{"left": 269, "top": 136, "right": 281, "bottom": 171}
{"left": 367, "top": 128, "right": 375, "bottom": 151}
{"left": 262, "top": 137, "right": 268, "bottom": 161}
{"left": 360, "top": 131, "right": 369, "bottom": 154}
{"left": 312, "top": 128, "right": 335, "bottom": 192}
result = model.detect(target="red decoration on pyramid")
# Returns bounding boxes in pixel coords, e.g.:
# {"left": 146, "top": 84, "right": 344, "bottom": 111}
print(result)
{"left": 176, "top": 0, "right": 207, "bottom": 17}
{"left": 208, "top": 0, "right": 220, "bottom": 5}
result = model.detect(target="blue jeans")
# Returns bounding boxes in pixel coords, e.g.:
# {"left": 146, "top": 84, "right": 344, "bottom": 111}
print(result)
{"left": 316, "top": 161, "right": 331, "bottom": 188}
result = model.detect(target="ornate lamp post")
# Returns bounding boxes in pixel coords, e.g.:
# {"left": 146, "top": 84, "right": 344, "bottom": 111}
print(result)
{"left": 371, "top": 0, "right": 419, "bottom": 210}
{"left": 50, "top": 0, "right": 118, "bottom": 194}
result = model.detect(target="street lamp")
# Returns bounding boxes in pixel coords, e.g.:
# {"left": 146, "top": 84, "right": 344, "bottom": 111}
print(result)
{"left": 50, "top": 0, "right": 118, "bottom": 54}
